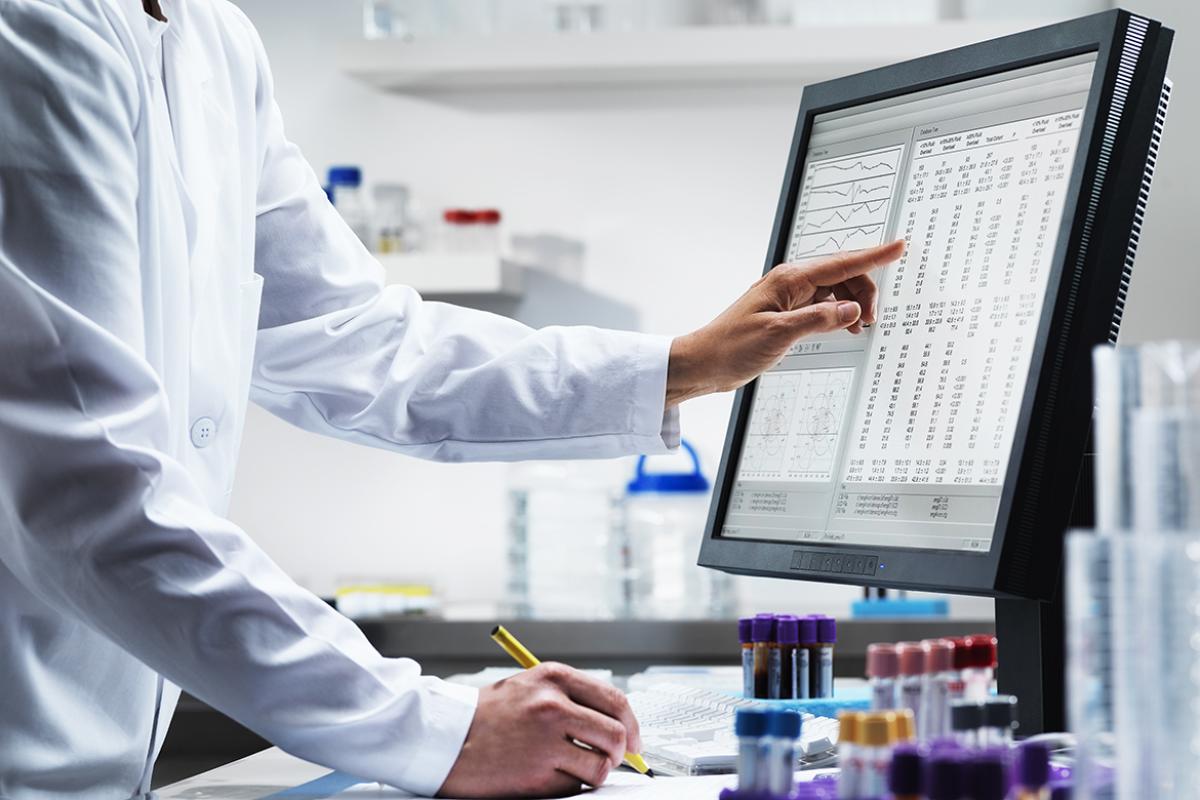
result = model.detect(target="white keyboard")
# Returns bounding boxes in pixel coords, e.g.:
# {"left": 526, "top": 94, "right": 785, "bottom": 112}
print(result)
{"left": 627, "top": 683, "right": 840, "bottom": 776}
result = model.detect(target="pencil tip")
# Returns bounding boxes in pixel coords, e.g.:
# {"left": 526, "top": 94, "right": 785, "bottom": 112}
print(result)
{"left": 645, "top": 769, "right": 655, "bottom": 779}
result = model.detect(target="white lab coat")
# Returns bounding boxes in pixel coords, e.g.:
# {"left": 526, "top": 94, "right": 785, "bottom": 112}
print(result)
{"left": 0, "top": 1, "right": 677, "bottom": 797}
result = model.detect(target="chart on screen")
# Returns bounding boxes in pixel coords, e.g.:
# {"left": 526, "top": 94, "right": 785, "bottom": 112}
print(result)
{"left": 787, "top": 145, "right": 904, "bottom": 261}
{"left": 740, "top": 368, "right": 855, "bottom": 481}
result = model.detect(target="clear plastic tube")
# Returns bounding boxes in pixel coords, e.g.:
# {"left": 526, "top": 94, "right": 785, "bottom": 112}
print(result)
{"left": 897, "top": 642, "right": 925, "bottom": 729}
{"left": 734, "top": 709, "right": 768, "bottom": 793}
{"left": 765, "top": 710, "right": 801, "bottom": 796}
{"left": 836, "top": 711, "right": 862, "bottom": 800}
{"left": 867, "top": 643, "right": 899, "bottom": 711}
{"left": 920, "top": 639, "right": 956, "bottom": 741}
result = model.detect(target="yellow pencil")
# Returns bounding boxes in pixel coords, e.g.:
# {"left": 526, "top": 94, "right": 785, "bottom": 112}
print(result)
{"left": 490, "top": 625, "right": 655, "bottom": 778}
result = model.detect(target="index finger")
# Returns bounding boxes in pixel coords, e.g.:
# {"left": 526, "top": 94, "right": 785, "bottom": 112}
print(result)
{"left": 545, "top": 666, "right": 642, "bottom": 753}
{"left": 783, "top": 239, "right": 904, "bottom": 289}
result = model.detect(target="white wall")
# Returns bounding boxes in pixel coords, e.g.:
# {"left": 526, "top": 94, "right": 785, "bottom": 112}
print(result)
{"left": 228, "top": 0, "right": 1194, "bottom": 620}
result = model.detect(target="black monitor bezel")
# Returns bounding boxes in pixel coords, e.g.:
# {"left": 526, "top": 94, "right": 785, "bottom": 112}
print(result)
{"left": 698, "top": 10, "right": 1170, "bottom": 600}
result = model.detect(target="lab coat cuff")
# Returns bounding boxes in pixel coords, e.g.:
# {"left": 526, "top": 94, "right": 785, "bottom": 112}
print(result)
{"left": 400, "top": 679, "right": 479, "bottom": 795}
{"left": 631, "top": 333, "right": 678, "bottom": 452}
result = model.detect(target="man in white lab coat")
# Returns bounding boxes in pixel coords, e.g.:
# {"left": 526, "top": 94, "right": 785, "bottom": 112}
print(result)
{"left": 0, "top": 0, "right": 902, "bottom": 797}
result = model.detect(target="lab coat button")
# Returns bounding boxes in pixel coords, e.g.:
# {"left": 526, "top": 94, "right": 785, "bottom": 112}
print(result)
{"left": 190, "top": 417, "right": 216, "bottom": 448}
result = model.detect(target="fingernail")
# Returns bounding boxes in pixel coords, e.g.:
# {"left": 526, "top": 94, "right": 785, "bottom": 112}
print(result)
{"left": 837, "top": 301, "right": 860, "bottom": 322}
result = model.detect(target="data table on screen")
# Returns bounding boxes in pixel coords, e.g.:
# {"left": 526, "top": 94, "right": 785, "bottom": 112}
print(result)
{"left": 721, "top": 53, "right": 1097, "bottom": 551}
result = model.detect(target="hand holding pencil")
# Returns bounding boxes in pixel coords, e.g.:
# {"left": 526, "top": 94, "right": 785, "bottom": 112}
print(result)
{"left": 437, "top": 626, "right": 648, "bottom": 798}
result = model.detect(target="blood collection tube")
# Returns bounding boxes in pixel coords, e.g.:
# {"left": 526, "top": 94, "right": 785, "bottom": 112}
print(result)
{"left": 1014, "top": 741, "right": 1051, "bottom": 800}
{"left": 766, "top": 616, "right": 784, "bottom": 700}
{"left": 735, "top": 708, "right": 768, "bottom": 793}
{"left": 981, "top": 695, "right": 1018, "bottom": 747}
{"left": 928, "top": 751, "right": 966, "bottom": 800}
{"left": 897, "top": 641, "right": 925, "bottom": 726}
{"left": 962, "top": 633, "right": 998, "bottom": 702}
{"left": 811, "top": 615, "right": 837, "bottom": 698}
{"left": 867, "top": 642, "right": 899, "bottom": 710}
{"left": 860, "top": 711, "right": 896, "bottom": 798}
{"left": 739, "top": 618, "right": 754, "bottom": 699}
{"left": 765, "top": 709, "right": 802, "bottom": 797}
{"left": 893, "top": 708, "right": 916, "bottom": 743}
{"left": 797, "top": 615, "right": 816, "bottom": 699}
{"left": 948, "top": 636, "right": 969, "bottom": 702}
{"left": 967, "top": 748, "right": 1009, "bottom": 800}
{"left": 775, "top": 615, "right": 800, "bottom": 699}
{"left": 950, "top": 700, "right": 985, "bottom": 750}
{"left": 887, "top": 743, "right": 925, "bottom": 800}
{"left": 835, "top": 711, "right": 864, "bottom": 800}
{"left": 751, "top": 616, "right": 775, "bottom": 699}
{"left": 920, "top": 638, "right": 956, "bottom": 741}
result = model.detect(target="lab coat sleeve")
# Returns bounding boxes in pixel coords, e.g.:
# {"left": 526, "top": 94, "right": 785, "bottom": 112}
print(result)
{"left": 0, "top": 8, "right": 473, "bottom": 795}
{"left": 241, "top": 21, "right": 679, "bottom": 461}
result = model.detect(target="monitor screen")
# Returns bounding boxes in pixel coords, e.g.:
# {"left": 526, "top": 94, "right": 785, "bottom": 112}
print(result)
{"left": 719, "top": 53, "right": 1098, "bottom": 553}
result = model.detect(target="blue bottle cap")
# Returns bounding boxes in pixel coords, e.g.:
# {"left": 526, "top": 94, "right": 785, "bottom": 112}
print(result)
{"left": 626, "top": 440, "right": 709, "bottom": 494}
{"left": 738, "top": 617, "right": 754, "bottom": 644}
{"left": 735, "top": 708, "right": 769, "bottom": 737}
{"left": 326, "top": 165, "right": 362, "bottom": 187}
{"left": 766, "top": 709, "right": 802, "bottom": 739}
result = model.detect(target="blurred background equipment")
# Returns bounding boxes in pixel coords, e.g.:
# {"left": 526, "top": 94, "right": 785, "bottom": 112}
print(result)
{"left": 624, "top": 441, "right": 735, "bottom": 620}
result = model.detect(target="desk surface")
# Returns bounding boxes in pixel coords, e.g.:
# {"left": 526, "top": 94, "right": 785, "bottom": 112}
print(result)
{"left": 153, "top": 747, "right": 838, "bottom": 799}
{"left": 153, "top": 747, "right": 759, "bottom": 799}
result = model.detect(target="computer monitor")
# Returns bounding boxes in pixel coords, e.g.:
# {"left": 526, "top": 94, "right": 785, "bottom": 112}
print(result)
{"left": 698, "top": 10, "right": 1172, "bottom": 730}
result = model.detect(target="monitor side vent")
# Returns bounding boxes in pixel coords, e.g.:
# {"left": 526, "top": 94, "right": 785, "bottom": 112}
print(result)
{"left": 1109, "top": 77, "right": 1171, "bottom": 344}
{"left": 1009, "top": 15, "right": 1149, "bottom": 594}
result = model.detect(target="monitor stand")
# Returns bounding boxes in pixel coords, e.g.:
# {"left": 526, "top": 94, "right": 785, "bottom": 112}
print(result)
{"left": 994, "top": 453, "right": 1092, "bottom": 735}
{"left": 995, "top": 593, "right": 1065, "bottom": 734}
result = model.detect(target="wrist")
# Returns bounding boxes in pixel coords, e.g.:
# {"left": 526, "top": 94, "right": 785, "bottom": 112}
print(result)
{"left": 666, "top": 333, "right": 709, "bottom": 408}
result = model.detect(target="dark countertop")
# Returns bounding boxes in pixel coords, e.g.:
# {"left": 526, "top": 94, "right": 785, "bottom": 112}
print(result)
{"left": 353, "top": 616, "right": 995, "bottom": 677}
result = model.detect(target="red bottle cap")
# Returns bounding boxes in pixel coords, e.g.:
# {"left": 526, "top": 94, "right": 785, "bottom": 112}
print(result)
{"left": 867, "top": 643, "right": 900, "bottom": 679}
{"left": 950, "top": 637, "right": 971, "bottom": 670}
{"left": 897, "top": 641, "right": 926, "bottom": 677}
{"left": 964, "top": 634, "right": 998, "bottom": 669}
{"left": 443, "top": 209, "right": 478, "bottom": 224}
{"left": 922, "top": 638, "right": 955, "bottom": 673}
{"left": 477, "top": 209, "right": 502, "bottom": 224}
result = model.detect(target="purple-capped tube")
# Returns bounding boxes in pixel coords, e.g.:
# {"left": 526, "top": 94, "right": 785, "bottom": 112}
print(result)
{"left": 967, "top": 748, "right": 1010, "bottom": 800}
{"left": 928, "top": 752, "right": 965, "bottom": 800}
{"left": 888, "top": 743, "right": 925, "bottom": 799}
{"left": 774, "top": 615, "right": 799, "bottom": 699}
{"left": 751, "top": 616, "right": 775, "bottom": 699}
{"left": 1015, "top": 741, "right": 1051, "bottom": 800}
{"left": 739, "top": 618, "right": 754, "bottom": 699}
{"left": 797, "top": 616, "right": 816, "bottom": 699}
{"left": 810, "top": 615, "right": 837, "bottom": 698}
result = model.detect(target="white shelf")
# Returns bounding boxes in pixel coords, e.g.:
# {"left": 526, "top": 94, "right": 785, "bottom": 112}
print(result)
{"left": 339, "top": 21, "right": 1050, "bottom": 92}
{"left": 379, "top": 253, "right": 523, "bottom": 297}
{"left": 378, "top": 252, "right": 639, "bottom": 330}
